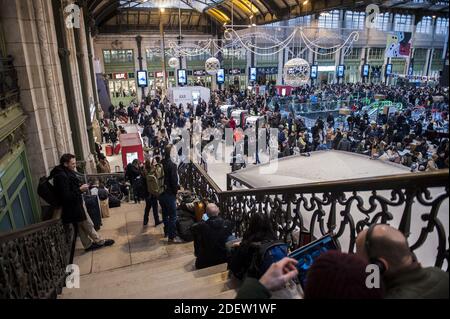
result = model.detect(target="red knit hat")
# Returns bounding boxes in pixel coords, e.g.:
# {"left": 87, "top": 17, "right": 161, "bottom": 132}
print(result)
{"left": 304, "top": 250, "right": 384, "bottom": 299}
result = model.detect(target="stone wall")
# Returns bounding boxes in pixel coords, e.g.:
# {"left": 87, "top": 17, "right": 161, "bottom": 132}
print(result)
{"left": 0, "top": 0, "right": 98, "bottom": 183}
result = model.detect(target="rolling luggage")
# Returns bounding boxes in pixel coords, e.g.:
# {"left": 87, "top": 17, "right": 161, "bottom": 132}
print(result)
{"left": 108, "top": 194, "right": 121, "bottom": 208}
{"left": 83, "top": 195, "right": 102, "bottom": 231}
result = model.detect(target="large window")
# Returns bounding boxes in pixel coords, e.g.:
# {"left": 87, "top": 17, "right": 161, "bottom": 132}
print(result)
{"left": 376, "top": 12, "right": 391, "bottom": 31}
{"left": 317, "top": 48, "right": 335, "bottom": 61}
{"left": 288, "top": 47, "right": 308, "bottom": 60}
{"left": 393, "top": 14, "right": 413, "bottom": 32}
{"left": 436, "top": 17, "right": 449, "bottom": 35}
{"left": 318, "top": 10, "right": 341, "bottom": 29}
{"left": 345, "top": 11, "right": 365, "bottom": 30}
{"left": 416, "top": 16, "right": 433, "bottom": 34}
{"left": 344, "top": 48, "right": 362, "bottom": 60}
{"left": 368, "top": 48, "right": 385, "bottom": 60}
{"left": 256, "top": 47, "right": 278, "bottom": 64}
{"left": 413, "top": 48, "right": 428, "bottom": 60}
{"left": 103, "top": 50, "right": 134, "bottom": 64}
{"left": 0, "top": 147, "right": 38, "bottom": 233}
{"left": 288, "top": 15, "right": 312, "bottom": 26}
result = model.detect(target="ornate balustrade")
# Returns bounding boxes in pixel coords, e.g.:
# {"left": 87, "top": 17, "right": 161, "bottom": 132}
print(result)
{"left": 179, "top": 162, "right": 449, "bottom": 270}
{"left": 179, "top": 162, "right": 221, "bottom": 204}
{"left": 0, "top": 219, "right": 75, "bottom": 299}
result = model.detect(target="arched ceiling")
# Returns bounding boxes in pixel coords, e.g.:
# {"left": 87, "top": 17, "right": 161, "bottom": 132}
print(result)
{"left": 85, "top": 0, "right": 449, "bottom": 34}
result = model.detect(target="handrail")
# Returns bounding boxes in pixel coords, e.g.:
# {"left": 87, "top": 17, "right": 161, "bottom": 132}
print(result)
{"left": 0, "top": 217, "right": 75, "bottom": 299}
{"left": 0, "top": 218, "right": 60, "bottom": 242}
{"left": 179, "top": 161, "right": 449, "bottom": 270}
{"left": 223, "top": 170, "right": 449, "bottom": 195}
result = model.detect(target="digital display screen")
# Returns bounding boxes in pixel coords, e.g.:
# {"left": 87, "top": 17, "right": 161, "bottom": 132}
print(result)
{"left": 137, "top": 71, "right": 148, "bottom": 87}
{"left": 126, "top": 152, "right": 139, "bottom": 165}
{"left": 217, "top": 69, "right": 225, "bottom": 84}
{"left": 337, "top": 65, "right": 345, "bottom": 78}
{"left": 386, "top": 64, "right": 393, "bottom": 76}
{"left": 288, "top": 235, "right": 338, "bottom": 288}
{"left": 177, "top": 69, "right": 187, "bottom": 85}
{"left": 363, "top": 64, "right": 370, "bottom": 77}
{"left": 310, "top": 65, "right": 318, "bottom": 79}
{"left": 249, "top": 67, "right": 257, "bottom": 81}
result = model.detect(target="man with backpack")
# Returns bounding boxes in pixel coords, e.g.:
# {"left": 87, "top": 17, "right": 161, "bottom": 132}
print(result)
{"left": 191, "top": 203, "right": 234, "bottom": 269}
{"left": 143, "top": 158, "right": 164, "bottom": 227}
{"left": 159, "top": 144, "right": 183, "bottom": 243}
{"left": 48, "top": 154, "right": 114, "bottom": 252}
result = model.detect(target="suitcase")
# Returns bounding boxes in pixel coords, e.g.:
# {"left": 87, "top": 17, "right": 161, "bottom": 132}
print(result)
{"left": 114, "top": 144, "right": 121, "bottom": 155}
{"left": 108, "top": 194, "right": 121, "bottom": 208}
{"left": 105, "top": 145, "right": 113, "bottom": 157}
{"left": 83, "top": 195, "right": 102, "bottom": 231}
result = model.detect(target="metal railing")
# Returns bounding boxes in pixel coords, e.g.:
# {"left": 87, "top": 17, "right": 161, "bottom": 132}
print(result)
{"left": 179, "top": 162, "right": 449, "bottom": 270}
{"left": 0, "top": 218, "right": 75, "bottom": 299}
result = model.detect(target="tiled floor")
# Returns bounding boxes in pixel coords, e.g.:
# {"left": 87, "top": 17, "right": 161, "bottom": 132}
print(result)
{"left": 72, "top": 201, "right": 194, "bottom": 277}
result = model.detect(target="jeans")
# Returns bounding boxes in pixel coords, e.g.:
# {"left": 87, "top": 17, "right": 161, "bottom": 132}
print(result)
{"left": 144, "top": 195, "right": 160, "bottom": 225}
{"left": 159, "top": 192, "right": 177, "bottom": 239}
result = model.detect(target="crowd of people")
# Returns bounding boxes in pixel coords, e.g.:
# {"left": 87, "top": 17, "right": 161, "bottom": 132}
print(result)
{"left": 75, "top": 82, "right": 449, "bottom": 298}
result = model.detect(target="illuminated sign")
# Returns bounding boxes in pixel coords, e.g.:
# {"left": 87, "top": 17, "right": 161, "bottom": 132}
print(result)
{"left": 217, "top": 69, "right": 225, "bottom": 84}
{"left": 137, "top": 70, "right": 148, "bottom": 87}
{"left": 310, "top": 65, "right": 318, "bottom": 79}
{"left": 337, "top": 65, "right": 345, "bottom": 78}
{"left": 113, "top": 73, "right": 127, "bottom": 80}
{"left": 178, "top": 69, "right": 187, "bottom": 85}
{"left": 385, "top": 63, "right": 393, "bottom": 76}
{"left": 362, "top": 64, "right": 370, "bottom": 77}
{"left": 249, "top": 67, "right": 257, "bottom": 81}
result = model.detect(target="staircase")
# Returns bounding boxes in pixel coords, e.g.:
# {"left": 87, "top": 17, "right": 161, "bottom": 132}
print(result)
{"left": 59, "top": 202, "right": 238, "bottom": 299}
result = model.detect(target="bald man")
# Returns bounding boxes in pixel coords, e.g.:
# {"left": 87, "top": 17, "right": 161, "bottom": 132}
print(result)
{"left": 356, "top": 224, "right": 448, "bottom": 299}
{"left": 191, "top": 203, "right": 234, "bottom": 270}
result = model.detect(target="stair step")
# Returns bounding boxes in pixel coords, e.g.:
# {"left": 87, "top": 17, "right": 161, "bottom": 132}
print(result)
{"left": 147, "top": 262, "right": 228, "bottom": 282}
{"left": 209, "top": 289, "right": 238, "bottom": 299}
{"left": 137, "top": 271, "right": 232, "bottom": 299}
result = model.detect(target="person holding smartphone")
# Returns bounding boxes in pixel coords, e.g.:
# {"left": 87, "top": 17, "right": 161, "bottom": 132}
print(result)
{"left": 51, "top": 154, "right": 115, "bottom": 252}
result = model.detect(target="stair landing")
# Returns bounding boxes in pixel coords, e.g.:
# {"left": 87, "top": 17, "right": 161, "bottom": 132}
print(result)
{"left": 59, "top": 202, "right": 237, "bottom": 299}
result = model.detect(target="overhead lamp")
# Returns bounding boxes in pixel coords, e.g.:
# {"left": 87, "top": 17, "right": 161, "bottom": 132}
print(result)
{"left": 432, "top": 15, "right": 437, "bottom": 19}
{"left": 252, "top": 23, "right": 256, "bottom": 27}
{"left": 160, "top": 7, "right": 165, "bottom": 13}
{"left": 303, "top": 0, "right": 308, "bottom": 5}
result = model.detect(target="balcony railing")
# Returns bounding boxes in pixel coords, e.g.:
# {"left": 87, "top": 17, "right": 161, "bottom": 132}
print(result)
{"left": 179, "top": 162, "right": 449, "bottom": 270}
{"left": 0, "top": 219, "right": 75, "bottom": 299}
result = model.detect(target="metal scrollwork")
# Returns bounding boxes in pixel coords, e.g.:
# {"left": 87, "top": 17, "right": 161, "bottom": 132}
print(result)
{"left": 180, "top": 162, "right": 449, "bottom": 270}
{"left": 0, "top": 220, "right": 74, "bottom": 299}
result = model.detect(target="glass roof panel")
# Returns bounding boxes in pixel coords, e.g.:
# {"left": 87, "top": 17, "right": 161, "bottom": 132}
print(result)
{"left": 119, "top": 0, "right": 224, "bottom": 12}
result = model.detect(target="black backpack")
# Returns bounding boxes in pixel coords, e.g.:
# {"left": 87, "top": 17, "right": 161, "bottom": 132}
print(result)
{"left": 37, "top": 176, "right": 60, "bottom": 207}
{"left": 246, "top": 240, "right": 289, "bottom": 279}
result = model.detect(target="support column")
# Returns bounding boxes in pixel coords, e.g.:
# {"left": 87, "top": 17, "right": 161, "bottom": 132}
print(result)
{"left": 74, "top": 9, "right": 96, "bottom": 160}
{"left": 136, "top": 35, "right": 145, "bottom": 99}
{"left": 52, "top": 0, "right": 84, "bottom": 164}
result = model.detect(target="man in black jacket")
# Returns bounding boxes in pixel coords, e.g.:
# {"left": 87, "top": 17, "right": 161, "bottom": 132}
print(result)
{"left": 159, "top": 145, "right": 182, "bottom": 243}
{"left": 191, "top": 203, "right": 234, "bottom": 269}
{"left": 52, "top": 154, "right": 114, "bottom": 252}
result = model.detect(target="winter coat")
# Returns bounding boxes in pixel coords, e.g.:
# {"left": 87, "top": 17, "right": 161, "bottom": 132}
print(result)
{"left": 51, "top": 165, "right": 87, "bottom": 224}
